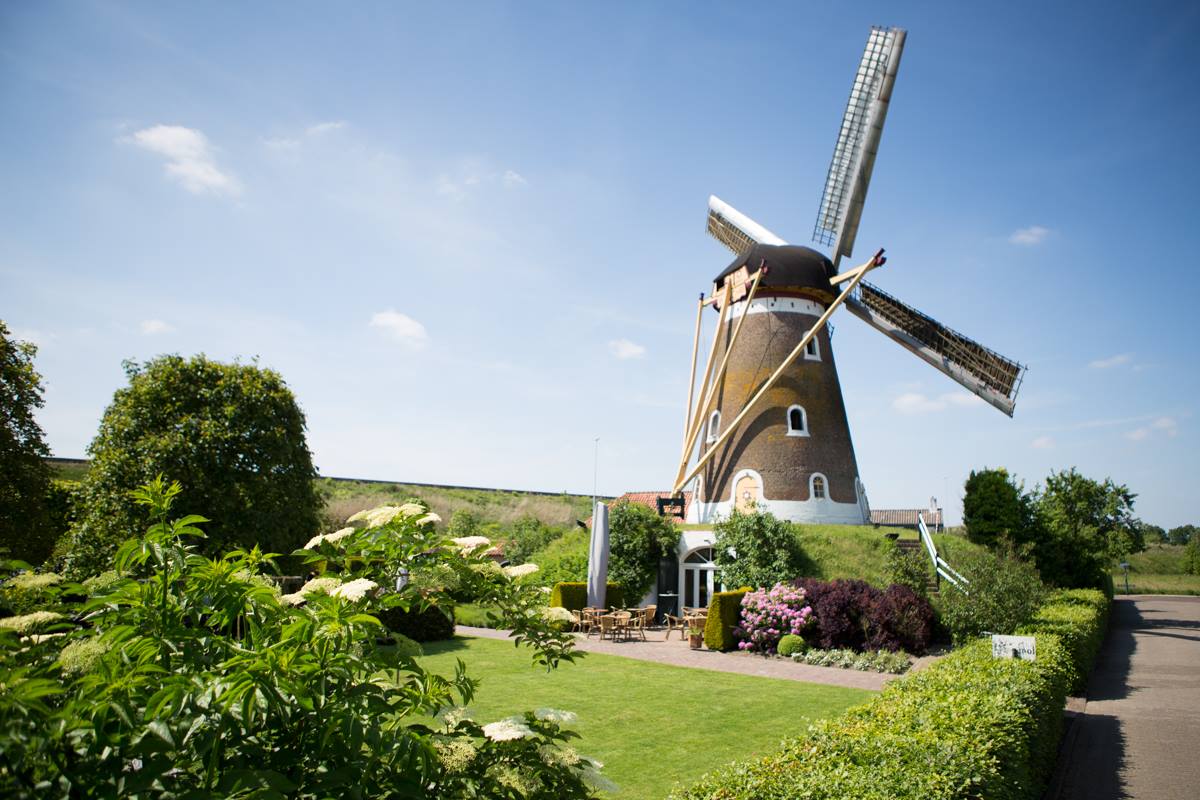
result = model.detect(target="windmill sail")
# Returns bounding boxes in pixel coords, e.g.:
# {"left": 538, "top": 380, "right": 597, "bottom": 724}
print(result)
{"left": 813, "top": 26, "right": 906, "bottom": 267}
{"left": 707, "top": 195, "right": 786, "bottom": 253}
{"left": 845, "top": 282, "right": 1025, "bottom": 416}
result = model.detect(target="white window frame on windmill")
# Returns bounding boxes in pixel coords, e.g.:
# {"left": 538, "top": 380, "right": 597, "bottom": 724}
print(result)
{"left": 810, "top": 473, "right": 829, "bottom": 501}
{"left": 786, "top": 405, "right": 810, "bottom": 437}
{"left": 706, "top": 409, "right": 721, "bottom": 444}
{"left": 804, "top": 334, "right": 821, "bottom": 361}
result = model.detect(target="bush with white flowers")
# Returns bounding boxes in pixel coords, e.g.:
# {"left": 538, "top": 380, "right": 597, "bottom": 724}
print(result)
{"left": 0, "top": 477, "right": 606, "bottom": 798}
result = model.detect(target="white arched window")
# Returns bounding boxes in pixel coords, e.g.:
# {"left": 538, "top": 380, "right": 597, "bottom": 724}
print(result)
{"left": 786, "top": 405, "right": 809, "bottom": 437}
{"left": 811, "top": 473, "right": 827, "bottom": 500}
{"left": 707, "top": 409, "right": 721, "bottom": 443}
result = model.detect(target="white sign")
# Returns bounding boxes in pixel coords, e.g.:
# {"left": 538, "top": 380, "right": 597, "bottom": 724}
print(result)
{"left": 991, "top": 635, "right": 1036, "bottom": 661}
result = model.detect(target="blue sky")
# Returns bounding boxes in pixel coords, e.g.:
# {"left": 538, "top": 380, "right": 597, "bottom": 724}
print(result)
{"left": 2, "top": 1, "right": 1197, "bottom": 527}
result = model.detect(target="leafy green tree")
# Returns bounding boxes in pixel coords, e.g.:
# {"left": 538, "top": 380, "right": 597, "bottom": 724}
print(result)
{"left": 962, "top": 467, "right": 1037, "bottom": 549}
{"left": 1034, "top": 468, "right": 1141, "bottom": 589}
{"left": 936, "top": 544, "right": 1045, "bottom": 644}
{"left": 1167, "top": 524, "right": 1197, "bottom": 546}
{"left": 63, "top": 355, "right": 321, "bottom": 577}
{"left": 1185, "top": 535, "right": 1200, "bottom": 575}
{"left": 446, "top": 508, "right": 482, "bottom": 538}
{"left": 1139, "top": 522, "right": 1167, "bottom": 545}
{"left": 606, "top": 501, "right": 678, "bottom": 603}
{"left": 504, "top": 515, "right": 565, "bottom": 566}
{"left": 0, "top": 321, "right": 54, "bottom": 565}
{"left": 712, "top": 507, "right": 808, "bottom": 590}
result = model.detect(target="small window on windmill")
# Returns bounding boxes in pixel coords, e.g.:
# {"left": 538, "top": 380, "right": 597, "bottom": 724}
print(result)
{"left": 804, "top": 336, "right": 820, "bottom": 361}
{"left": 707, "top": 410, "right": 721, "bottom": 442}
{"left": 787, "top": 405, "right": 809, "bottom": 437}
{"left": 812, "top": 475, "right": 827, "bottom": 499}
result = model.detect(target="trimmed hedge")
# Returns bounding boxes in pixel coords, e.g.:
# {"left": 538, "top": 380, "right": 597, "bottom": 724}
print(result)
{"left": 1020, "top": 588, "right": 1109, "bottom": 695}
{"left": 704, "top": 590, "right": 748, "bottom": 652}
{"left": 671, "top": 590, "right": 1111, "bottom": 800}
{"left": 549, "top": 581, "right": 623, "bottom": 611}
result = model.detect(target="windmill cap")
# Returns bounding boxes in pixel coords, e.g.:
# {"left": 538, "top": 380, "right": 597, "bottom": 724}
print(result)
{"left": 715, "top": 244, "right": 837, "bottom": 301}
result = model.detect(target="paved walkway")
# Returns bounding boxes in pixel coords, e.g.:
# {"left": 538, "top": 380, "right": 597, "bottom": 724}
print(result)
{"left": 456, "top": 625, "right": 939, "bottom": 691}
{"left": 1051, "top": 595, "right": 1200, "bottom": 800}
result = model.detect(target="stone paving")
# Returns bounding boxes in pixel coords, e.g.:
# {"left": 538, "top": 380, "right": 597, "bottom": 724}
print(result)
{"left": 456, "top": 625, "right": 940, "bottom": 691}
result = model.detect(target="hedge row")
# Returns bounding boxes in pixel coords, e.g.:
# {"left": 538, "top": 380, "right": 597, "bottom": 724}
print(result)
{"left": 548, "top": 581, "right": 623, "bottom": 611}
{"left": 704, "top": 590, "right": 748, "bottom": 652}
{"left": 1020, "top": 588, "right": 1109, "bottom": 695}
{"left": 671, "top": 591, "right": 1110, "bottom": 800}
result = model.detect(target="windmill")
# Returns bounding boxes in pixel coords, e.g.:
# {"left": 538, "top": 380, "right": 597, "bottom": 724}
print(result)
{"left": 674, "top": 26, "right": 1025, "bottom": 525}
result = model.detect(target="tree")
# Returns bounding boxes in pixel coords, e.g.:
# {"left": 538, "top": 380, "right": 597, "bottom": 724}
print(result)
{"left": 63, "top": 355, "right": 321, "bottom": 577}
{"left": 1034, "top": 468, "right": 1141, "bottom": 589}
{"left": 504, "top": 515, "right": 565, "bottom": 566}
{"left": 711, "top": 507, "right": 809, "bottom": 590}
{"left": 962, "top": 467, "right": 1037, "bottom": 549}
{"left": 606, "top": 501, "right": 678, "bottom": 603}
{"left": 1139, "top": 522, "right": 1167, "bottom": 545}
{"left": 1167, "top": 524, "right": 1197, "bottom": 546}
{"left": 0, "top": 321, "right": 54, "bottom": 564}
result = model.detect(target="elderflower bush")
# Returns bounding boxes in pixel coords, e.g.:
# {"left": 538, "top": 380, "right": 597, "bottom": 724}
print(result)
{"left": 0, "top": 477, "right": 604, "bottom": 799}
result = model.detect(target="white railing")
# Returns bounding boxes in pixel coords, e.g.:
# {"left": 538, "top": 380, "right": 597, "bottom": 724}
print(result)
{"left": 918, "top": 512, "right": 969, "bottom": 594}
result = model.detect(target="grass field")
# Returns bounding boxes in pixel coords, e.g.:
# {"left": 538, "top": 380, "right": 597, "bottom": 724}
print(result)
{"left": 417, "top": 636, "right": 873, "bottom": 798}
{"left": 1110, "top": 543, "right": 1199, "bottom": 594}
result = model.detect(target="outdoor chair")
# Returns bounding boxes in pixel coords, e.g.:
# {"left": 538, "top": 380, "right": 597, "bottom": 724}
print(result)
{"left": 612, "top": 612, "right": 632, "bottom": 642}
{"left": 582, "top": 608, "right": 604, "bottom": 638}
{"left": 664, "top": 613, "right": 688, "bottom": 640}
{"left": 642, "top": 605, "right": 657, "bottom": 630}
{"left": 598, "top": 613, "right": 619, "bottom": 642}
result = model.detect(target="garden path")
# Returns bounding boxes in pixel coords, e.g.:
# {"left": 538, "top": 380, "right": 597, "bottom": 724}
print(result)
{"left": 455, "top": 626, "right": 940, "bottom": 691}
{"left": 1049, "top": 595, "right": 1200, "bottom": 800}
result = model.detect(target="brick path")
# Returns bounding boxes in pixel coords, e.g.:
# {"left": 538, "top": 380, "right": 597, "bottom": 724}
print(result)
{"left": 456, "top": 625, "right": 940, "bottom": 691}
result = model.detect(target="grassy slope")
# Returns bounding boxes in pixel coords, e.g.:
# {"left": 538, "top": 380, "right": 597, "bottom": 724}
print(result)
{"left": 418, "top": 636, "right": 872, "bottom": 798}
{"left": 1109, "top": 543, "right": 1200, "bottom": 595}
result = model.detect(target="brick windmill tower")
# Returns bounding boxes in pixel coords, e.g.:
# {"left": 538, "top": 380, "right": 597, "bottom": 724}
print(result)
{"left": 673, "top": 27, "right": 1025, "bottom": 525}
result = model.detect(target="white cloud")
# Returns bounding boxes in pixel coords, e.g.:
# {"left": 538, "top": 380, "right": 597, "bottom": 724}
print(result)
{"left": 306, "top": 120, "right": 347, "bottom": 136}
{"left": 139, "top": 319, "right": 175, "bottom": 335}
{"left": 608, "top": 339, "right": 646, "bottom": 360}
{"left": 1125, "top": 416, "right": 1179, "bottom": 442}
{"left": 127, "top": 125, "right": 241, "bottom": 196}
{"left": 1009, "top": 225, "right": 1050, "bottom": 245}
{"left": 369, "top": 310, "right": 428, "bottom": 349}
{"left": 1031, "top": 436, "right": 1055, "bottom": 450}
{"left": 1089, "top": 353, "right": 1132, "bottom": 369}
{"left": 264, "top": 136, "right": 301, "bottom": 151}
{"left": 502, "top": 169, "right": 527, "bottom": 187}
{"left": 892, "top": 391, "right": 984, "bottom": 414}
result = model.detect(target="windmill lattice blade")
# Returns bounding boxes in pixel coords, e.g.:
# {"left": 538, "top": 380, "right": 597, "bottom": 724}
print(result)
{"left": 706, "top": 195, "right": 788, "bottom": 255}
{"left": 847, "top": 281, "right": 1025, "bottom": 416}
{"left": 813, "top": 26, "right": 905, "bottom": 265}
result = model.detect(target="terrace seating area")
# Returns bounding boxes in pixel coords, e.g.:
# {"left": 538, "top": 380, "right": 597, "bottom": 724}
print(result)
{"left": 571, "top": 605, "right": 708, "bottom": 643}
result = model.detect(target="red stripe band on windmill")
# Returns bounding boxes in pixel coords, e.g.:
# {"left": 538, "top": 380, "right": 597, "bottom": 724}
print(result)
{"left": 674, "top": 26, "right": 1025, "bottom": 526}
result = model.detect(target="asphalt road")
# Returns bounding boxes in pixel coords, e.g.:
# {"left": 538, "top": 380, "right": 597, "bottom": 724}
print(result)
{"left": 1053, "top": 595, "right": 1200, "bottom": 800}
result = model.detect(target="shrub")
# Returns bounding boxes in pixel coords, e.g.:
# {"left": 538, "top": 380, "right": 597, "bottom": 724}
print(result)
{"left": 866, "top": 584, "right": 935, "bottom": 655}
{"left": 62, "top": 355, "right": 321, "bottom": 577}
{"left": 777, "top": 633, "right": 806, "bottom": 657}
{"left": 527, "top": 528, "right": 590, "bottom": 588}
{"left": 703, "top": 589, "right": 748, "bottom": 652}
{"left": 1019, "top": 588, "right": 1110, "bottom": 694}
{"left": 606, "top": 501, "right": 678, "bottom": 604}
{"left": 795, "top": 578, "right": 878, "bottom": 651}
{"left": 503, "top": 515, "right": 566, "bottom": 566}
{"left": 1185, "top": 536, "right": 1200, "bottom": 576}
{"left": 0, "top": 478, "right": 604, "bottom": 798}
{"left": 0, "top": 321, "right": 55, "bottom": 565}
{"left": 549, "top": 581, "right": 623, "bottom": 611}
{"left": 0, "top": 571, "right": 65, "bottom": 616}
{"left": 712, "top": 508, "right": 808, "bottom": 590}
{"left": 885, "top": 543, "right": 930, "bottom": 598}
{"left": 735, "top": 583, "right": 812, "bottom": 654}
{"left": 937, "top": 546, "right": 1045, "bottom": 645}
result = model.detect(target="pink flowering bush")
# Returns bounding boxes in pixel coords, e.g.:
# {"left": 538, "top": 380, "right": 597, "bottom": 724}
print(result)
{"left": 735, "top": 583, "right": 813, "bottom": 654}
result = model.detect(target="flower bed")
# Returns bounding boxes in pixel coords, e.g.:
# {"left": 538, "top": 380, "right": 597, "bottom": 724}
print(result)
{"left": 792, "top": 647, "right": 911, "bottom": 674}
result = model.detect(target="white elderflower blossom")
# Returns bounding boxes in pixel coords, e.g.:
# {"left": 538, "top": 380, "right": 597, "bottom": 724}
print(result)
{"left": 503, "top": 563, "right": 539, "bottom": 579}
{"left": 302, "top": 533, "right": 327, "bottom": 549}
{"left": 298, "top": 577, "right": 341, "bottom": 596}
{"left": 451, "top": 536, "right": 492, "bottom": 552}
{"left": 331, "top": 578, "right": 378, "bottom": 602}
{"left": 534, "top": 707, "right": 577, "bottom": 724}
{"left": 434, "top": 738, "right": 477, "bottom": 772}
{"left": 6, "top": 572, "right": 63, "bottom": 591}
{"left": 415, "top": 512, "right": 441, "bottom": 526}
{"left": 481, "top": 716, "right": 534, "bottom": 741}
{"left": 542, "top": 606, "right": 576, "bottom": 625}
{"left": 323, "top": 527, "right": 355, "bottom": 544}
{"left": 0, "top": 611, "right": 65, "bottom": 634}
{"left": 434, "top": 705, "right": 473, "bottom": 729}
{"left": 539, "top": 744, "right": 581, "bottom": 767}
{"left": 280, "top": 592, "right": 306, "bottom": 606}
{"left": 398, "top": 502, "right": 425, "bottom": 517}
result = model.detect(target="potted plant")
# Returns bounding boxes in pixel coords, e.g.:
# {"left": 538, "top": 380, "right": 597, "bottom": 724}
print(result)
{"left": 688, "top": 625, "right": 705, "bottom": 650}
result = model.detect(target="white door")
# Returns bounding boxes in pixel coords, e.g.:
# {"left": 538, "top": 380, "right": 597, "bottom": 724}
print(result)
{"left": 681, "top": 547, "right": 719, "bottom": 610}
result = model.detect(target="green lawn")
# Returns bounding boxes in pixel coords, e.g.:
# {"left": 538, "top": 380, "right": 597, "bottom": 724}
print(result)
{"left": 417, "top": 635, "right": 873, "bottom": 798}
{"left": 1111, "top": 572, "right": 1200, "bottom": 595}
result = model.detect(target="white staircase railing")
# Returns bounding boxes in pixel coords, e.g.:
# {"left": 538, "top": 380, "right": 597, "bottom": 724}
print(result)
{"left": 918, "top": 512, "right": 969, "bottom": 593}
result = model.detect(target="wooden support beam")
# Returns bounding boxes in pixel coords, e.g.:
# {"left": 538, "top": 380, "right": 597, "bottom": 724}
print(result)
{"left": 673, "top": 267, "right": 765, "bottom": 489}
{"left": 678, "top": 283, "right": 731, "bottom": 467}
{"left": 673, "top": 250, "right": 885, "bottom": 494}
{"left": 828, "top": 258, "right": 879, "bottom": 286}
{"left": 682, "top": 294, "right": 705, "bottom": 439}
